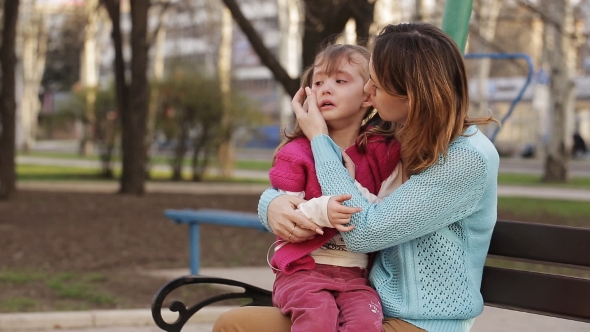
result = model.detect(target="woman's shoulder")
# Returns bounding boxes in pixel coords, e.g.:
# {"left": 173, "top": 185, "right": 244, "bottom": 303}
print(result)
{"left": 449, "top": 126, "right": 499, "bottom": 164}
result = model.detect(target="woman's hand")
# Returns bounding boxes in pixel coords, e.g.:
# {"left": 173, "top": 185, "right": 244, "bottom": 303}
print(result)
{"left": 268, "top": 194, "right": 324, "bottom": 243}
{"left": 327, "top": 194, "right": 361, "bottom": 232}
{"left": 291, "top": 87, "right": 329, "bottom": 140}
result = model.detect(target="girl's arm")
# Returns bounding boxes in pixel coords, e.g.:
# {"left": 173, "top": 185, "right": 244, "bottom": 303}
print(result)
{"left": 309, "top": 134, "right": 489, "bottom": 253}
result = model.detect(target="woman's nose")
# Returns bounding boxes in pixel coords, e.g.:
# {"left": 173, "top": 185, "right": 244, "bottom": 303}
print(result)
{"left": 363, "top": 80, "right": 372, "bottom": 95}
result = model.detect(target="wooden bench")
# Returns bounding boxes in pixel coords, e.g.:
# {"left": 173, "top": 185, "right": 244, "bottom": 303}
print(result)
{"left": 164, "top": 209, "right": 266, "bottom": 275}
{"left": 151, "top": 218, "right": 590, "bottom": 332}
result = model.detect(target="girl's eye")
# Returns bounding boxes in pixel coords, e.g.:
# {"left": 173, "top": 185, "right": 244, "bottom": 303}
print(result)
{"left": 314, "top": 81, "right": 322, "bottom": 86}
{"left": 336, "top": 80, "right": 347, "bottom": 83}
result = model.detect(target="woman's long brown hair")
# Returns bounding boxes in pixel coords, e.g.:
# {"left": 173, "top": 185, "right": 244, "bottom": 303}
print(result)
{"left": 273, "top": 44, "right": 396, "bottom": 164}
{"left": 371, "top": 23, "right": 496, "bottom": 176}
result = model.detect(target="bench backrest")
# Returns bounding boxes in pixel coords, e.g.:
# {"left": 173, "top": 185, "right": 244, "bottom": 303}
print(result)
{"left": 482, "top": 220, "right": 590, "bottom": 323}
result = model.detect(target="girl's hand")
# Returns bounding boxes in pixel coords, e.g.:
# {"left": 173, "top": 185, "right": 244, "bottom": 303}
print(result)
{"left": 327, "top": 194, "right": 361, "bottom": 232}
{"left": 291, "top": 87, "right": 329, "bottom": 140}
{"left": 268, "top": 194, "right": 323, "bottom": 243}
{"left": 342, "top": 151, "right": 355, "bottom": 179}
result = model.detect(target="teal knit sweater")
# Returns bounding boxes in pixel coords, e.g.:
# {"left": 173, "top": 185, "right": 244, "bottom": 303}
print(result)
{"left": 258, "top": 126, "right": 499, "bottom": 332}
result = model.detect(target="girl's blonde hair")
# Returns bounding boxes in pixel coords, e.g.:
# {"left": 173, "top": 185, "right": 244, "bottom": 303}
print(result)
{"left": 273, "top": 44, "right": 396, "bottom": 164}
{"left": 371, "top": 23, "right": 496, "bottom": 176}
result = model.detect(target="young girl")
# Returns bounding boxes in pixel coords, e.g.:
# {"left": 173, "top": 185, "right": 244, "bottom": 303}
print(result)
{"left": 267, "top": 44, "right": 401, "bottom": 332}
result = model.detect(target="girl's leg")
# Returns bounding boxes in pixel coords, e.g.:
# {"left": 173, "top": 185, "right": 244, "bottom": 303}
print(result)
{"left": 382, "top": 318, "right": 427, "bottom": 332}
{"left": 212, "top": 306, "right": 291, "bottom": 332}
{"left": 273, "top": 270, "right": 339, "bottom": 332}
{"left": 334, "top": 284, "right": 383, "bottom": 332}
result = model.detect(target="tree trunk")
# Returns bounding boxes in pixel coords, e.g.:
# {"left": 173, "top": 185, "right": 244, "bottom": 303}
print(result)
{"left": 0, "top": 0, "right": 20, "bottom": 200}
{"left": 80, "top": 0, "right": 100, "bottom": 156}
{"left": 145, "top": 0, "right": 170, "bottom": 178}
{"left": 102, "top": 0, "right": 128, "bottom": 180}
{"left": 541, "top": 0, "right": 575, "bottom": 182}
{"left": 171, "top": 110, "right": 191, "bottom": 181}
{"left": 350, "top": 0, "right": 374, "bottom": 46}
{"left": 301, "top": 0, "right": 353, "bottom": 69}
{"left": 19, "top": 0, "right": 48, "bottom": 152}
{"left": 277, "top": 0, "right": 303, "bottom": 131}
{"left": 216, "top": 6, "right": 234, "bottom": 178}
{"left": 119, "top": 0, "right": 150, "bottom": 194}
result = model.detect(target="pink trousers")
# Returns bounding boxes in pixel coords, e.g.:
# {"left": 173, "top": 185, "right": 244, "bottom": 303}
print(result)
{"left": 272, "top": 264, "right": 384, "bottom": 332}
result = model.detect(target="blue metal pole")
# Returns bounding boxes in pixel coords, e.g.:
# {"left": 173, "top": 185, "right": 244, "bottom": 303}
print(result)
{"left": 189, "top": 223, "right": 201, "bottom": 275}
{"left": 463, "top": 53, "right": 535, "bottom": 143}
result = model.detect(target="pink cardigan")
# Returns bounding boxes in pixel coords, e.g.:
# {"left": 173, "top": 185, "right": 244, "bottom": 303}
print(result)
{"left": 269, "top": 134, "right": 400, "bottom": 274}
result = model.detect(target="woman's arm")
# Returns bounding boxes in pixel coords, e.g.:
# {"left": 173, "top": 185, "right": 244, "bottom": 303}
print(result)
{"left": 309, "top": 135, "right": 489, "bottom": 253}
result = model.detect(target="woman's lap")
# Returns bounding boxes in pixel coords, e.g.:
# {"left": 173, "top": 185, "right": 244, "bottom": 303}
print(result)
{"left": 212, "top": 306, "right": 425, "bottom": 332}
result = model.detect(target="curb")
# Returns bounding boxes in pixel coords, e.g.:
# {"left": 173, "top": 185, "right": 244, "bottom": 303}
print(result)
{"left": 0, "top": 306, "right": 233, "bottom": 331}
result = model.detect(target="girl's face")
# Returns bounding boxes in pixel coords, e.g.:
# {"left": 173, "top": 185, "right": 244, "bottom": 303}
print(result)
{"left": 310, "top": 56, "right": 372, "bottom": 130}
{"left": 364, "top": 56, "right": 409, "bottom": 125}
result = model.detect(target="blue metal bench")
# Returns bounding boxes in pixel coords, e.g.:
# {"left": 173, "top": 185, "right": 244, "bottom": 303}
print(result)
{"left": 164, "top": 209, "right": 267, "bottom": 275}
{"left": 152, "top": 219, "right": 590, "bottom": 332}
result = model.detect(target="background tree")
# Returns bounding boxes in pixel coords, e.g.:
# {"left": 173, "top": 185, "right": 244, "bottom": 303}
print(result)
{"left": 539, "top": 0, "right": 577, "bottom": 182}
{"left": 67, "top": 85, "right": 118, "bottom": 177}
{"left": 101, "top": 0, "right": 151, "bottom": 195}
{"left": 18, "top": 0, "right": 49, "bottom": 152}
{"left": 0, "top": 0, "right": 20, "bottom": 200}
{"left": 79, "top": 0, "right": 101, "bottom": 156}
{"left": 42, "top": 7, "right": 85, "bottom": 92}
{"left": 156, "top": 69, "right": 263, "bottom": 181}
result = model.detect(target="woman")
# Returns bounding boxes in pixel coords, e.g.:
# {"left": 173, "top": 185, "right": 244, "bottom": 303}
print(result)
{"left": 214, "top": 22, "right": 499, "bottom": 332}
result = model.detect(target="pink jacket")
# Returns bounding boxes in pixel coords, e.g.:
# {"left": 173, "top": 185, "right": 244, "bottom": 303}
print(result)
{"left": 268, "top": 134, "right": 401, "bottom": 274}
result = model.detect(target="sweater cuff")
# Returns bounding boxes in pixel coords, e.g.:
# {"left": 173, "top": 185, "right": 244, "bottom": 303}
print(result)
{"left": 310, "top": 134, "right": 342, "bottom": 165}
{"left": 258, "top": 187, "right": 283, "bottom": 232}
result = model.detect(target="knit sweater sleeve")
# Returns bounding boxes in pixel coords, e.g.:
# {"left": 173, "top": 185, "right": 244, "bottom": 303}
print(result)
{"left": 310, "top": 134, "right": 489, "bottom": 253}
{"left": 268, "top": 148, "right": 308, "bottom": 193}
{"left": 258, "top": 188, "right": 282, "bottom": 232}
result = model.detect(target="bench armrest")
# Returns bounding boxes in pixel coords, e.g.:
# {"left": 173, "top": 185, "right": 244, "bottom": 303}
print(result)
{"left": 151, "top": 275, "right": 272, "bottom": 332}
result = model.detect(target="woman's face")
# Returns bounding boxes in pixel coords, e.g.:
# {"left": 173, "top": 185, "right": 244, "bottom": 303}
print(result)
{"left": 364, "top": 56, "right": 409, "bottom": 125}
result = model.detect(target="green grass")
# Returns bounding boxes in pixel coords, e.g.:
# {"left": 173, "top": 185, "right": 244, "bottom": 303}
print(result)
{"left": 0, "top": 297, "right": 40, "bottom": 311}
{"left": 0, "top": 270, "right": 43, "bottom": 284}
{"left": 17, "top": 164, "right": 270, "bottom": 184}
{"left": 17, "top": 165, "right": 108, "bottom": 181}
{"left": 498, "top": 197, "right": 590, "bottom": 222}
{"left": 0, "top": 270, "right": 117, "bottom": 312}
{"left": 19, "top": 150, "right": 272, "bottom": 171}
{"left": 498, "top": 173, "right": 590, "bottom": 189}
{"left": 47, "top": 273, "right": 116, "bottom": 305}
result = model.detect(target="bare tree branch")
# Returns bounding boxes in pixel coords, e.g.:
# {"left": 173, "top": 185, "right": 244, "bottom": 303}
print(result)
{"left": 221, "top": 0, "right": 299, "bottom": 96}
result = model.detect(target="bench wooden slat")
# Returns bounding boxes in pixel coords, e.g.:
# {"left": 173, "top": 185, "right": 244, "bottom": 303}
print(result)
{"left": 481, "top": 266, "right": 590, "bottom": 323}
{"left": 489, "top": 220, "right": 590, "bottom": 268}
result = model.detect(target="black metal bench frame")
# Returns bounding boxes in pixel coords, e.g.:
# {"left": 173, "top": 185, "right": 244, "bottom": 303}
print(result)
{"left": 151, "top": 219, "right": 590, "bottom": 332}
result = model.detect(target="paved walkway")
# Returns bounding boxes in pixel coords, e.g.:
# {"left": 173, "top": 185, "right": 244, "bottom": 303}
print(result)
{"left": 3, "top": 270, "right": 589, "bottom": 332}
